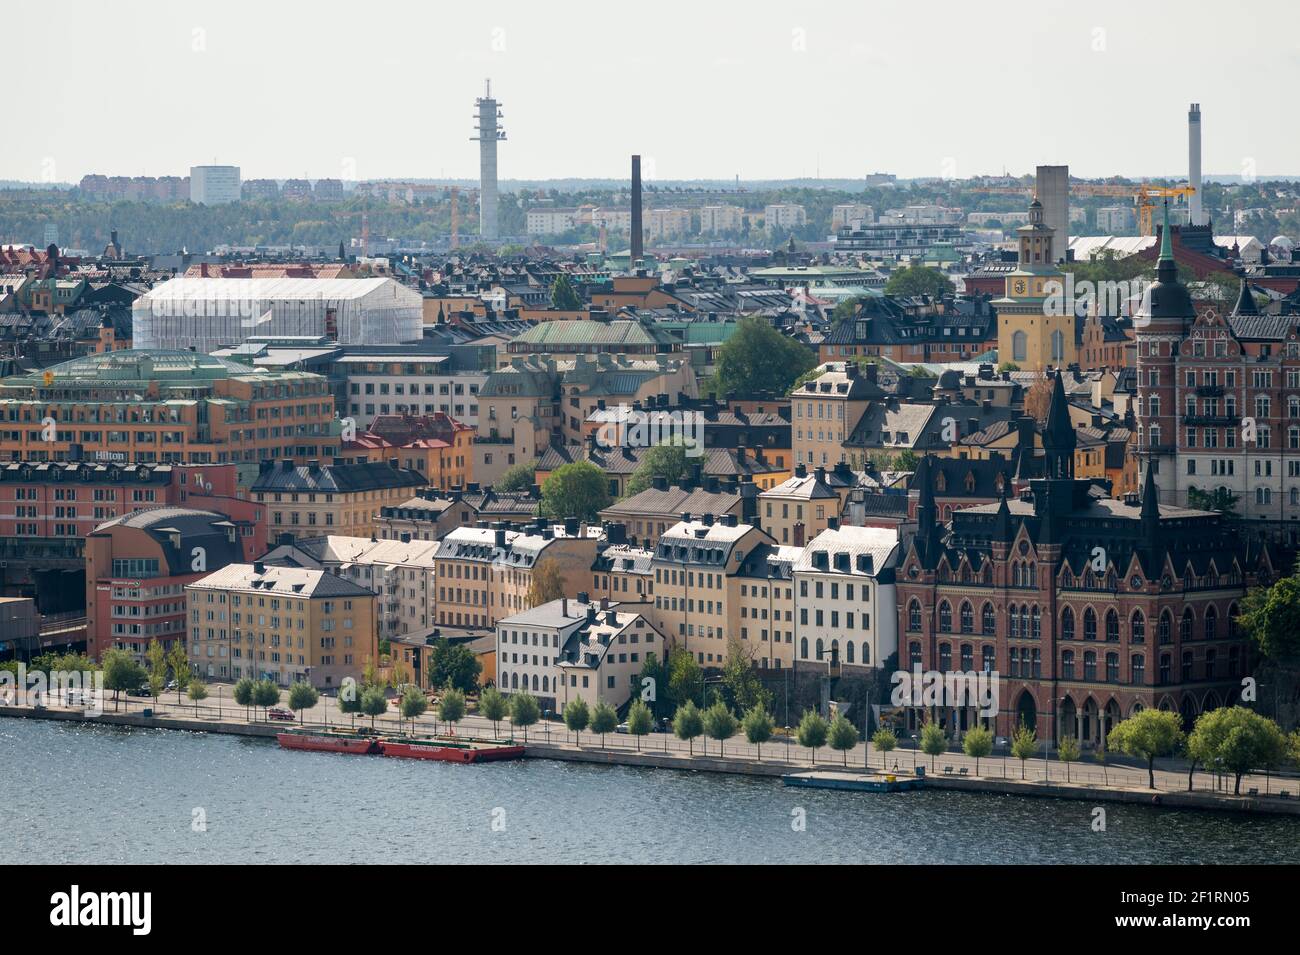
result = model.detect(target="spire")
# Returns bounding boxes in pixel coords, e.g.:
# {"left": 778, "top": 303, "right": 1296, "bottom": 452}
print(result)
{"left": 1233, "top": 278, "right": 1259, "bottom": 316}
{"left": 1140, "top": 463, "right": 1160, "bottom": 521}
{"left": 1042, "top": 371, "right": 1076, "bottom": 478}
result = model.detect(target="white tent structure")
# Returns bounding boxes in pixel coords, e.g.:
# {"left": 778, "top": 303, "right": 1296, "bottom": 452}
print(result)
{"left": 133, "top": 277, "right": 424, "bottom": 354}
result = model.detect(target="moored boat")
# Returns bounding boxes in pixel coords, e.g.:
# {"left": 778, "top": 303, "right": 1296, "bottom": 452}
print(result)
{"left": 378, "top": 735, "right": 525, "bottom": 763}
{"left": 276, "top": 728, "right": 381, "bottom": 755}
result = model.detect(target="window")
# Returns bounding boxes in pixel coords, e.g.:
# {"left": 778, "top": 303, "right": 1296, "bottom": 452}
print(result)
{"left": 959, "top": 602, "right": 973, "bottom": 634}
{"left": 1131, "top": 610, "right": 1145, "bottom": 643}
{"left": 1132, "top": 654, "right": 1145, "bottom": 684}
{"left": 1105, "top": 609, "right": 1119, "bottom": 642}
{"left": 1012, "top": 330, "right": 1027, "bottom": 362}
{"left": 982, "top": 603, "right": 995, "bottom": 636}
{"left": 938, "top": 602, "right": 952, "bottom": 633}
{"left": 1083, "top": 607, "right": 1097, "bottom": 641}
{"left": 1061, "top": 607, "right": 1075, "bottom": 640}
{"left": 908, "top": 600, "right": 921, "bottom": 631}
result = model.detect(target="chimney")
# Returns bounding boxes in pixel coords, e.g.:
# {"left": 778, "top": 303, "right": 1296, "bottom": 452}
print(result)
{"left": 562, "top": 596, "right": 568, "bottom": 617}
{"left": 702, "top": 513, "right": 715, "bottom": 526}
{"left": 631, "top": 155, "right": 644, "bottom": 262}
{"left": 253, "top": 561, "right": 265, "bottom": 575}
{"left": 1188, "top": 104, "right": 1204, "bottom": 226}
{"left": 280, "top": 459, "right": 294, "bottom": 471}
{"left": 577, "top": 591, "right": 590, "bottom": 605}
{"left": 564, "top": 517, "right": 579, "bottom": 536}
{"left": 827, "top": 516, "right": 840, "bottom": 530}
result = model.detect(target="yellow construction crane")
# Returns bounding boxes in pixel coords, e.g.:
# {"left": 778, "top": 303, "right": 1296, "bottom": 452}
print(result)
{"left": 970, "top": 183, "right": 1196, "bottom": 236}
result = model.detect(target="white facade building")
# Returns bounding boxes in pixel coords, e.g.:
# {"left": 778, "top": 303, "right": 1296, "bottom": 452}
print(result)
{"left": 764, "top": 203, "right": 807, "bottom": 233}
{"left": 338, "top": 353, "right": 486, "bottom": 428}
{"left": 699, "top": 205, "right": 744, "bottom": 234}
{"left": 190, "top": 165, "right": 241, "bottom": 205}
{"left": 831, "top": 204, "right": 875, "bottom": 231}
{"left": 793, "top": 524, "right": 899, "bottom": 671}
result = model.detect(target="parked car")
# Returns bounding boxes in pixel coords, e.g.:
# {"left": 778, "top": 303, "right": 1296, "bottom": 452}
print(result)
{"left": 267, "top": 707, "right": 296, "bottom": 722}
{"left": 127, "top": 685, "right": 153, "bottom": 697}
{"left": 615, "top": 722, "right": 630, "bottom": 734}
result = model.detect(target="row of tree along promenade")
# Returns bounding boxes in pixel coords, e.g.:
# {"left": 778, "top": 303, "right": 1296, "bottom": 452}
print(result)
{"left": 6, "top": 672, "right": 1300, "bottom": 814}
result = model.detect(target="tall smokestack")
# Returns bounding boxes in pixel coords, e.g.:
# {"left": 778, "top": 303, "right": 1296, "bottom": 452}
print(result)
{"left": 1188, "top": 103, "right": 1204, "bottom": 226}
{"left": 473, "top": 79, "right": 505, "bottom": 240}
{"left": 1035, "top": 165, "right": 1069, "bottom": 264}
{"left": 631, "top": 155, "right": 643, "bottom": 264}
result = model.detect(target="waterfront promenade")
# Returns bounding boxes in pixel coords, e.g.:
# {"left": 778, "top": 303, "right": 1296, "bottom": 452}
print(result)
{"left": 5, "top": 683, "right": 1299, "bottom": 815}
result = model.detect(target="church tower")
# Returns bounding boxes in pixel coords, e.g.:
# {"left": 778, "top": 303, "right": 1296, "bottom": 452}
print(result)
{"left": 1133, "top": 202, "right": 1194, "bottom": 504}
{"left": 994, "top": 197, "right": 1075, "bottom": 372}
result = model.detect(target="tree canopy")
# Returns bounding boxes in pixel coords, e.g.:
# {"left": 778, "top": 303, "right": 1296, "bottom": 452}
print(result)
{"left": 426, "top": 639, "right": 483, "bottom": 694}
{"left": 1239, "top": 569, "right": 1300, "bottom": 663}
{"left": 495, "top": 461, "right": 537, "bottom": 492}
{"left": 710, "top": 316, "right": 816, "bottom": 398}
{"left": 624, "top": 441, "right": 690, "bottom": 498}
{"left": 540, "top": 461, "right": 611, "bottom": 522}
{"left": 883, "top": 265, "right": 955, "bottom": 299}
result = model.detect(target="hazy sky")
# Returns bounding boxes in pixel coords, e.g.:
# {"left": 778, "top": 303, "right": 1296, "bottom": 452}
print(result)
{"left": 11, "top": 0, "right": 1298, "bottom": 184}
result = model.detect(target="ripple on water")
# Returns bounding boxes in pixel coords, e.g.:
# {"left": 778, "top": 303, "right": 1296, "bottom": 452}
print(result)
{"left": 3, "top": 719, "right": 1297, "bottom": 864}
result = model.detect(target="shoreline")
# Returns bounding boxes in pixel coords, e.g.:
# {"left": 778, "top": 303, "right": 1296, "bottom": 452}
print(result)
{"left": 5, "top": 704, "right": 1299, "bottom": 817}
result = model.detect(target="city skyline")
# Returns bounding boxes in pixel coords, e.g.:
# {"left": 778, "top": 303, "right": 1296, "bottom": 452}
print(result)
{"left": 9, "top": 0, "right": 1300, "bottom": 185}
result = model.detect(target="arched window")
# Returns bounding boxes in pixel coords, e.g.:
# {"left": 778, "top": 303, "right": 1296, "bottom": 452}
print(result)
{"left": 1062, "top": 650, "right": 1075, "bottom": 679}
{"left": 1205, "top": 648, "right": 1216, "bottom": 679}
{"left": 960, "top": 602, "right": 974, "bottom": 634}
{"left": 1159, "top": 611, "right": 1172, "bottom": 644}
{"left": 1131, "top": 610, "right": 1145, "bottom": 643}
{"left": 1105, "top": 609, "right": 1119, "bottom": 642}
{"left": 845, "top": 641, "right": 855, "bottom": 664}
{"left": 1181, "top": 650, "right": 1194, "bottom": 681}
{"left": 531, "top": 674, "right": 539, "bottom": 691}
{"left": 816, "top": 638, "right": 825, "bottom": 661}
{"left": 939, "top": 643, "right": 952, "bottom": 671}
{"left": 982, "top": 646, "right": 995, "bottom": 673}
{"left": 1204, "top": 606, "right": 1217, "bottom": 641}
{"left": 960, "top": 643, "right": 973, "bottom": 670}
{"left": 1083, "top": 651, "right": 1097, "bottom": 681}
{"left": 1228, "top": 603, "right": 1239, "bottom": 638}
{"left": 938, "top": 602, "right": 952, "bottom": 633}
{"left": 909, "top": 641, "right": 922, "bottom": 668}
{"left": 1061, "top": 607, "right": 1075, "bottom": 640}
{"left": 1051, "top": 329, "right": 1065, "bottom": 361}
{"left": 1012, "top": 330, "right": 1027, "bottom": 362}
{"left": 1010, "top": 608, "right": 1020, "bottom": 639}
{"left": 1131, "top": 654, "right": 1146, "bottom": 684}
{"left": 800, "top": 637, "right": 809, "bottom": 659}
{"left": 511, "top": 672, "right": 519, "bottom": 689}
{"left": 1180, "top": 608, "right": 1193, "bottom": 641}
{"left": 982, "top": 603, "right": 996, "bottom": 635}
{"left": 542, "top": 676, "right": 549, "bottom": 692}
{"left": 908, "top": 600, "right": 921, "bottom": 631}
{"left": 1159, "top": 653, "right": 1171, "bottom": 684}
{"left": 1106, "top": 652, "right": 1119, "bottom": 682}
{"left": 1083, "top": 607, "right": 1097, "bottom": 641}
{"left": 1031, "top": 605, "right": 1040, "bottom": 639}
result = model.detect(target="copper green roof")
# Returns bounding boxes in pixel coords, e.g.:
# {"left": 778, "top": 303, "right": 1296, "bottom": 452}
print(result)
{"left": 513, "top": 320, "right": 675, "bottom": 348}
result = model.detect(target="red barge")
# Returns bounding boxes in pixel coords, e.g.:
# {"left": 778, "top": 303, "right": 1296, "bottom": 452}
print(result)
{"left": 378, "top": 736, "right": 525, "bottom": 763}
{"left": 276, "top": 728, "right": 381, "bottom": 755}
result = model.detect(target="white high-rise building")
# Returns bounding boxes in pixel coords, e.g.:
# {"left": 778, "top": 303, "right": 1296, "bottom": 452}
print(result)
{"left": 189, "top": 165, "right": 241, "bottom": 205}
{"left": 473, "top": 80, "right": 505, "bottom": 240}
{"left": 764, "top": 203, "right": 806, "bottom": 234}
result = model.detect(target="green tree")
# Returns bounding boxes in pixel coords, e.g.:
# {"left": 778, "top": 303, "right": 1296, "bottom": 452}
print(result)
{"left": 360, "top": 686, "right": 388, "bottom": 730}
{"left": 962, "top": 725, "right": 993, "bottom": 775}
{"left": 539, "top": 461, "right": 611, "bottom": 523}
{"left": 550, "top": 273, "right": 583, "bottom": 310}
{"left": 1057, "top": 734, "right": 1081, "bottom": 782}
{"left": 636, "top": 652, "right": 671, "bottom": 721}
{"left": 796, "top": 710, "right": 829, "bottom": 764}
{"left": 1010, "top": 723, "right": 1038, "bottom": 780}
{"left": 495, "top": 461, "right": 537, "bottom": 493}
{"left": 672, "top": 700, "right": 704, "bottom": 755}
{"left": 590, "top": 700, "right": 618, "bottom": 747}
{"left": 146, "top": 640, "right": 167, "bottom": 705}
{"left": 624, "top": 441, "right": 689, "bottom": 497}
{"left": 719, "top": 638, "right": 772, "bottom": 714}
{"left": 711, "top": 315, "right": 816, "bottom": 398}
{"left": 1186, "top": 486, "right": 1240, "bottom": 518}
{"left": 626, "top": 698, "right": 654, "bottom": 751}
{"left": 253, "top": 679, "right": 280, "bottom": 720}
{"left": 101, "top": 649, "right": 146, "bottom": 712}
{"left": 894, "top": 449, "right": 919, "bottom": 472}
{"left": 509, "top": 692, "right": 541, "bottom": 742}
{"left": 1239, "top": 570, "right": 1300, "bottom": 663}
{"left": 288, "top": 681, "right": 319, "bottom": 725}
{"left": 187, "top": 679, "right": 208, "bottom": 716}
{"left": 166, "top": 642, "right": 191, "bottom": 703}
{"left": 872, "top": 727, "right": 898, "bottom": 770}
{"left": 439, "top": 686, "right": 467, "bottom": 734}
{"left": 232, "top": 676, "right": 256, "bottom": 721}
{"left": 426, "top": 639, "right": 482, "bottom": 694}
{"left": 742, "top": 703, "right": 775, "bottom": 761}
{"left": 830, "top": 296, "right": 869, "bottom": 328}
{"left": 1108, "top": 709, "right": 1185, "bottom": 789}
{"left": 399, "top": 685, "right": 428, "bottom": 732}
{"left": 667, "top": 647, "right": 704, "bottom": 709}
{"left": 827, "top": 713, "right": 860, "bottom": 767}
{"left": 703, "top": 700, "right": 739, "bottom": 757}
{"left": 1186, "top": 705, "right": 1290, "bottom": 796}
{"left": 883, "top": 265, "right": 955, "bottom": 300}
{"left": 919, "top": 719, "right": 947, "bottom": 772}
{"left": 563, "top": 697, "right": 590, "bottom": 745}
{"left": 479, "top": 686, "right": 508, "bottom": 739}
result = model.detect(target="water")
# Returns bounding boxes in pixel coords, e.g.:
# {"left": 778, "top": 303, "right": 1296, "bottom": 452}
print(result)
{"left": 5, "top": 718, "right": 1298, "bottom": 864}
